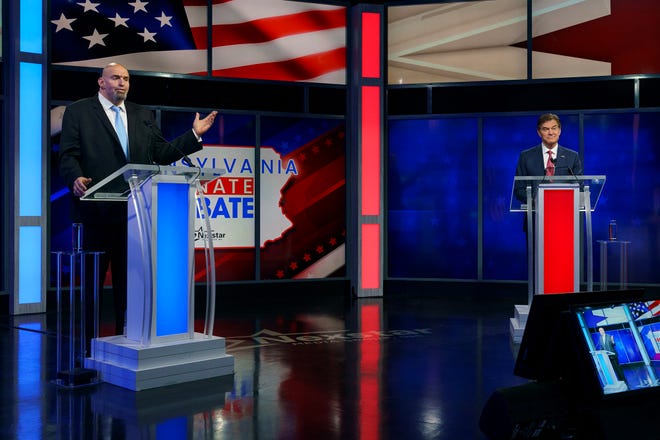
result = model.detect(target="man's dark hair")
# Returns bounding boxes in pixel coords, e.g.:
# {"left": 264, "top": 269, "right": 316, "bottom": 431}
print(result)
{"left": 537, "top": 113, "right": 561, "bottom": 130}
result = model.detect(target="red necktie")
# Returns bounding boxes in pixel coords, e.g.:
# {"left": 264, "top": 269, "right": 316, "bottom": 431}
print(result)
{"left": 546, "top": 150, "right": 555, "bottom": 176}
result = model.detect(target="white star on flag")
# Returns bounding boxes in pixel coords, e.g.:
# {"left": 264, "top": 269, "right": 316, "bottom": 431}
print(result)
{"left": 77, "top": 0, "right": 100, "bottom": 13}
{"left": 83, "top": 29, "right": 108, "bottom": 48}
{"left": 109, "top": 13, "right": 129, "bottom": 28}
{"left": 51, "top": 13, "right": 76, "bottom": 32}
{"left": 129, "top": 0, "right": 149, "bottom": 14}
{"left": 137, "top": 27, "right": 157, "bottom": 43}
{"left": 155, "top": 11, "right": 172, "bottom": 27}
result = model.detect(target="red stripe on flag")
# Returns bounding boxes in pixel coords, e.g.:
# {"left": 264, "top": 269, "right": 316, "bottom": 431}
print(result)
{"left": 184, "top": 0, "right": 231, "bottom": 5}
{"left": 207, "top": 47, "right": 346, "bottom": 81}
{"left": 650, "top": 300, "right": 660, "bottom": 316}
{"left": 205, "top": 9, "right": 345, "bottom": 48}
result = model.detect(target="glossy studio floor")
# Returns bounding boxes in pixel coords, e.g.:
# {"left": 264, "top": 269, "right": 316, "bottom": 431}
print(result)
{"left": 1, "top": 282, "right": 657, "bottom": 440}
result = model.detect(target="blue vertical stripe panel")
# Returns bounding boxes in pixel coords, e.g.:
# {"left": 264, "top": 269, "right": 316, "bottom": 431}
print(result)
{"left": 19, "top": 226, "right": 42, "bottom": 304}
{"left": 19, "top": 62, "right": 42, "bottom": 216}
{"left": 156, "top": 182, "right": 189, "bottom": 336}
{"left": 17, "top": 322, "right": 43, "bottom": 438}
{"left": 20, "top": 0, "right": 43, "bottom": 53}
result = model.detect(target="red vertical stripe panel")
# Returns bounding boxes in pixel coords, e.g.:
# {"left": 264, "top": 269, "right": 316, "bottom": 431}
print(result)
{"left": 361, "top": 85, "right": 380, "bottom": 216}
{"left": 361, "top": 223, "right": 380, "bottom": 289}
{"left": 543, "top": 189, "right": 576, "bottom": 294}
{"left": 361, "top": 12, "right": 380, "bottom": 78}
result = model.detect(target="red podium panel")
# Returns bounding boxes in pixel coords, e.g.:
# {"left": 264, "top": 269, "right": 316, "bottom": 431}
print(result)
{"left": 536, "top": 186, "right": 579, "bottom": 294}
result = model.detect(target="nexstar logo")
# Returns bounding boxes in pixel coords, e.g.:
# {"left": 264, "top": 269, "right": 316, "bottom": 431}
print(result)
{"left": 224, "top": 328, "right": 432, "bottom": 352}
{"left": 193, "top": 226, "right": 226, "bottom": 242}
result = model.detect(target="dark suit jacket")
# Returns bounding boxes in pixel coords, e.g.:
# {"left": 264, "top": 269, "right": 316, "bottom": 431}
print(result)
{"left": 59, "top": 95, "right": 203, "bottom": 224}
{"left": 514, "top": 144, "right": 583, "bottom": 203}
{"left": 598, "top": 334, "right": 616, "bottom": 354}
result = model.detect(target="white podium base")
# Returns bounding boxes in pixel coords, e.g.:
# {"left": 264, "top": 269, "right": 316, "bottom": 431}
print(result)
{"left": 85, "top": 333, "right": 234, "bottom": 391}
{"left": 604, "top": 381, "right": 629, "bottom": 394}
{"left": 509, "top": 304, "right": 530, "bottom": 344}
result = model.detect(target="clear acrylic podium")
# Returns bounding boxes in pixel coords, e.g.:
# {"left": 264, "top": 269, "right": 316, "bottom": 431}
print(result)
{"left": 508, "top": 176, "right": 606, "bottom": 343}
{"left": 80, "top": 164, "right": 234, "bottom": 390}
{"left": 511, "top": 175, "right": 606, "bottom": 303}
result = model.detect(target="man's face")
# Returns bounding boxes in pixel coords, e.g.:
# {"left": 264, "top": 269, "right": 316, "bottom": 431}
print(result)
{"left": 537, "top": 120, "right": 561, "bottom": 148}
{"left": 98, "top": 64, "right": 130, "bottom": 104}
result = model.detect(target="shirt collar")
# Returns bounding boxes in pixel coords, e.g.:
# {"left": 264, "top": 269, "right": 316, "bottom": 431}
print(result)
{"left": 98, "top": 93, "right": 126, "bottom": 112}
{"left": 542, "top": 144, "right": 557, "bottom": 155}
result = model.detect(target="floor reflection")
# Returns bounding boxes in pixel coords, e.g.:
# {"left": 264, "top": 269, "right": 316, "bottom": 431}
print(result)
{"left": 1, "top": 289, "right": 528, "bottom": 439}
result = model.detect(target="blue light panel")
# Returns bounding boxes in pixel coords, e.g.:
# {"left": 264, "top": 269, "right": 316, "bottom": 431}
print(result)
{"left": 19, "top": 62, "right": 42, "bottom": 216}
{"left": 156, "top": 182, "right": 189, "bottom": 336}
{"left": 20, "top": 0, "right": 43, "bottom": 54}
{"left": 19, "top": 226, "right": 42, "bottom": 304}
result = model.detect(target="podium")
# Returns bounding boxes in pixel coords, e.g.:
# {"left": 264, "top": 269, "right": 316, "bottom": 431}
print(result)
{"left": 80, "top": 164, "right": 234, "bottom": 391}
{"left": 590, "top": 350, "right": 628, "bottom": 394}
{"left": 509, "top": 175, "right": 605, "bottom": 342}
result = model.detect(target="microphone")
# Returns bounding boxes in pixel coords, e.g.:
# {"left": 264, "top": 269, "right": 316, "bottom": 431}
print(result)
{"left": 143, "top": 120, "right": 194, "bottom": 167}
{"left": 559, "top": 155, "right": 580, "bottom": 182}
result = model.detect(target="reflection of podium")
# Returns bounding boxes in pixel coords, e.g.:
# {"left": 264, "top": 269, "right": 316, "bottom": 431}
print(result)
{"left": 81, "top": 164, "right": 234, "bottom": 391}
{"left": 91, "top": 376, "right": 233, "bottom": 428}
{"left": 509, "top": 175, "right": 605, "bottom": 342}
{"left": 591, "top": 349, "right": 628, "bottom": 394}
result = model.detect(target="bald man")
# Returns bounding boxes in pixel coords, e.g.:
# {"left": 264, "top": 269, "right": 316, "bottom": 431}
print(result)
{"left": 59, "top": 63, "right": 217, "bottom": 343}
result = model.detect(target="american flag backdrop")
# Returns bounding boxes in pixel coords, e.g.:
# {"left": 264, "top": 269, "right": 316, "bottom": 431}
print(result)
{"left": 51, "top": 0, "right": 347, "bottom": 83}
{"left": 630, "top": 300, "right": 660, "bottom": 321}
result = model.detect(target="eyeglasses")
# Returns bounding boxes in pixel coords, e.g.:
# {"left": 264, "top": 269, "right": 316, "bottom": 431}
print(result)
{"left": 539, "top": 125, "right": 560, "bottom": 133}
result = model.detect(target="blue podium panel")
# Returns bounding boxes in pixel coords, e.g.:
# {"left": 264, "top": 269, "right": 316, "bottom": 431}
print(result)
{"left": 155, "top": 181, "right": 192, "bottom": 337}
{"left": 126, "top": 173, "right": 194, "bottom": 344}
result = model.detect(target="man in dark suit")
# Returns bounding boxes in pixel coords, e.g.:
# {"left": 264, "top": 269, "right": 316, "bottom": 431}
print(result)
{"left": 514, "top": 113, "right": 583, "bottom": 203}
{"left": 59, "top": 62, "right": 217, "bottom": 339}
{"left": 513, "top": 114, "right": 584, "bottom": 294}
{"left": 597, "top": 327, "right": 625, "bottom": 382}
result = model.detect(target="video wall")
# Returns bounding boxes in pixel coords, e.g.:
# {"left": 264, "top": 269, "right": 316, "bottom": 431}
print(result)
{"left": 49, "top": 0, "right": 660, "bottom": 86}
{"left": 388, "top": 0, "right": 660, "bottom": 84}
{"left": 42, "top": 0, "right": 660, "bottom": 287}
{"left": 50, "top": 108, "right": 659, "bottom": 285}
{"left": 50, "top": 112, "right": 346, "bottom": 283}
{"left": 50, "top": 0, "right": 346, "bottom": 83}
{"left": 388, "top": 111, "right": 660, "bottom": 284}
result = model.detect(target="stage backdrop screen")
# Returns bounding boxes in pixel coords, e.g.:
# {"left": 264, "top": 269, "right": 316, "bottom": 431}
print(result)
{"left": 387, "top": 112, "right": 660, "bottom": 284}
{"left": 164, "top": 112, "right": 346, "bottom": 282}
{"left": 387, "top": 0, "right": 660, "bottom": 84}
{"left": 49, "top": 0, "right": 346, "bottom": 84}
{"left": 388, "top": 117, "right": 478, "bottom": 279}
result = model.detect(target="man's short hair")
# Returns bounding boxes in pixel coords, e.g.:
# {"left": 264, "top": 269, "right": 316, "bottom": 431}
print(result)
{"left": 537, "top": 113, "right": 561, "bottom": 130}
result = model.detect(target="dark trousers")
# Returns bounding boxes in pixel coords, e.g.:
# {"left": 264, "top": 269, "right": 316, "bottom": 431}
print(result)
{"left": 83, "top": 222, "right": 128, "bottom": 342}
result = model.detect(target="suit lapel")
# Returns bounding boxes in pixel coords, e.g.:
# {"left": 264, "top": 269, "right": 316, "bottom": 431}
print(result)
{"left": 91, "top": 97, "right": 124, "bottom": 151}
{"left": 126, "top": 102, "right": 139, "bottom": 159}
{"left": 534, "top": 144, "right": 546, "bottom": 175}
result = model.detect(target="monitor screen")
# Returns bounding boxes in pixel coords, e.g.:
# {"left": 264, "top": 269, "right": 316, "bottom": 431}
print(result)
{"left": 514, "top": 289, "right": 645, "bottom": 381}
{"left": 571, "top": 297, "right": 660, "bottom": 397}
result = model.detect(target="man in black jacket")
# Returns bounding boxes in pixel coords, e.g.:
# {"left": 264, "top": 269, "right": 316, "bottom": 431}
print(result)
{"left": 59, "top": 62, "right": 217, "bottom": 338}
